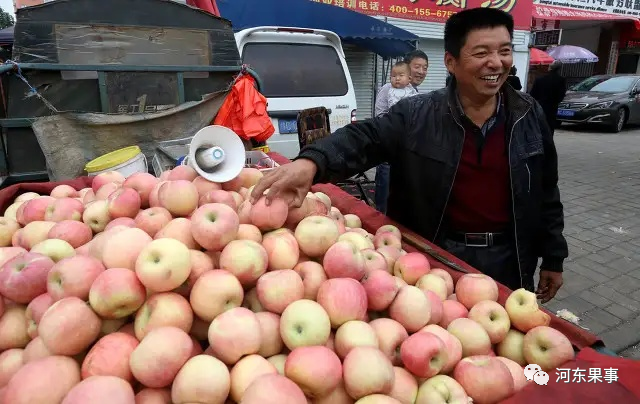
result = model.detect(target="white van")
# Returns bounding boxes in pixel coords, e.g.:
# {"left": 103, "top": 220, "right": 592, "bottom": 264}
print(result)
{"left": 235, "top": 26, "right": 358, "bottom": 159}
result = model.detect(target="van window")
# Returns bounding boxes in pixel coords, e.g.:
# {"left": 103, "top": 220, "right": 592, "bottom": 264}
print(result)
{"left": 242, "top": 43, "right": 349, "bottom": 98}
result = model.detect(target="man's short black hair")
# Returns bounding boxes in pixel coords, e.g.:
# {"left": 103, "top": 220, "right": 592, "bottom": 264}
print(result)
{"left": 404, "top": 49, "right": 428, "bottom": 64}
{"left": 444, "top": 8, "right": 514, "bottom": 58}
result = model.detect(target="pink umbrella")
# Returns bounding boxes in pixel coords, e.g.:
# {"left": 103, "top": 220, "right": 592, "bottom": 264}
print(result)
{"left": 530, "top": 48, "right": 555, "bottom": 66}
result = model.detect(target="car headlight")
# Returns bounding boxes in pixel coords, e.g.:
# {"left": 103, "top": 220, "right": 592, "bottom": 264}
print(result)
{"left": 588, "top": 101, "right": 614, "bottom": 109}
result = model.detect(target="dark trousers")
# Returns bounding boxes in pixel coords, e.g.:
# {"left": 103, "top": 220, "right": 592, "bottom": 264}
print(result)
{"left": 440, "top": 238, "right": 534, "bottom": 292}
{"left": 375, "top": 163, "right": 390, "bottom": 214}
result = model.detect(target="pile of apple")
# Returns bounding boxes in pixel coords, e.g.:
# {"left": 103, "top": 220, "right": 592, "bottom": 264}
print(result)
{"left": 0, "top": 165, "right": 577, "bottom": 404}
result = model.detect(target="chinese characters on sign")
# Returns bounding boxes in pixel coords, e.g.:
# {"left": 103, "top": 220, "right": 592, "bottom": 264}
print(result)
{"left": 534, "top": 0, "right": 640, "bottom": 19}
{"left": 309, "top": 0, "right": 533, "bottom": 29}
{"left": 556, "top": 367, "right": 620, "bottom": 383}
{"left": 116, "top": 95, "right": 175, "bottom": 115}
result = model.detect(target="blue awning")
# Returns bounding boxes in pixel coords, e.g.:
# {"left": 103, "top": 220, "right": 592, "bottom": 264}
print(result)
{"left": 0, "top": 26, "right": 13, "bottom": 46}
{"left": 217, "top": 0, "right": 418, "bottom": 58}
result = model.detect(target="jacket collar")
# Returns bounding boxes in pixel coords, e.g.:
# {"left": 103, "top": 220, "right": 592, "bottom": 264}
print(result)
{"left": 447, "top": 76, "right": 533, "bottom": 125}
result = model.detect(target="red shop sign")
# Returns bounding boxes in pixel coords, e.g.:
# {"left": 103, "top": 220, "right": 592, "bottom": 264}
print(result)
{"left": 310, "top": 0, "right": 534, "bottom": 30}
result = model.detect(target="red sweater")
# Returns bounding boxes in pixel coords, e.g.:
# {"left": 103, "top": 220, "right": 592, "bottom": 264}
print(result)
{"left": 445, "top": 120, "right": 511, "bottom": 233}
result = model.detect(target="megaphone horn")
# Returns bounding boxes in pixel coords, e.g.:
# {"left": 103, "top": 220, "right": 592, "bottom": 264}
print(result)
{"left": 184, "top": 125, "right": 246, "bottom": 183}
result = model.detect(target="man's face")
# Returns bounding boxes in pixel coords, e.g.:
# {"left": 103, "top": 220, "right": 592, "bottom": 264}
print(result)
{"left": 408, "top": 57, "right": 428, "bottom": 86}
{"left": 445, "top": 27, "right": 513, "bottom": 99}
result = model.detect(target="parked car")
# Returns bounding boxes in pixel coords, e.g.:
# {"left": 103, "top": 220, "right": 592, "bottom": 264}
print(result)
{"left": 235, "top": 27, "right": 358, "bottom": 158}
{"left": 556, "top": 74, "right": 640, "bottom": 132}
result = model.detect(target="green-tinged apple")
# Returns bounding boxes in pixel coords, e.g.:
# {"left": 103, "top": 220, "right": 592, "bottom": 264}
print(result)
{"left": 505, "top": 288, "right": 551, "bottom": 332}
{"left": 229, "top": 355, "right": 277, "bottom": 402}
{"left": 82, "top": 200, "right": 112, "bottom": 233}
{"left": 135, "top": 238, "right": 192, "bottom": 292}
{"left": 0, "top": 218, "right": 20, "bottom": 247}
{"left": 415, "top": 274, "right": 448, "bottom": 301}
{"left": 343, "top": 347, "right": 395, "bottom": 400}
{"left": 294, "top": 215, "right": 340, "bottom": 258}
{"left": 30, "top": 239, "right": 76, "bottom": 263}
{"left": 279, "top": 299, "right": 331, "bottom": 350}
{"left": 468, "top": 300, "right": 511, "bottom": 344}
{"left": 429, "top": 268, "right": 455, "bottom": 296}
{"left": 0, "top": 305, "right": 30, "bottom": 351}
{"left": 334, "top": 320, "right": 379, "bottom": 359}
{"left": 446, "top": 318, "right": 492, "bottom": 357}
{"left": 285, "top": 346, "right": 342, "bottom": 398}
{"left": 267, "top": 354, "right": 287, "bottom": 375}
{"left": 236, "top": 223, "right": 263, "bottom": 242}
{"left": 415, "top": 375, "right": 469, "bottom": 404}
{"left": 400, "top": 332, "right": 448, "bottom": 378}
{"left": 242, "top": 287, "right": 264, "bottom": 313}
{"left": 374, "top": 232, "right": 402, "bottom": 250}
{"left": 375, "top": 225, "right": 402, "bottom": 240}
{"left": 339, "top": 232, "right": 374, "bottom": 251}
{"left": 344, "top": 214, "right": 362, "bottom": 228}
{"left": 453, "top": 355, "right": 515, "bottom": 404}
{"left": 496, "top": 329, "right": 527, "bottom": 366}
{"left": 208, "top": 307, "right": 262, "bottom": 365}
{"left": 523, "top": 325, "right": 575, "bottom": 371}
{"left": 377, "top": 246, "right": 402, "bottom": 273}
{"left": 455, "top": 274, "right": 499, "bottom": 310}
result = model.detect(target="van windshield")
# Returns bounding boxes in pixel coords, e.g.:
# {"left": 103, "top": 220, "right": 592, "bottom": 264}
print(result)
{"left": 242, "top": 43, "right": 349, "bottom": 98}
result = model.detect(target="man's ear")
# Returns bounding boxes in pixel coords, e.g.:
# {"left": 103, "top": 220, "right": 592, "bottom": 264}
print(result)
{"left": 444, "top": 52, "right": 456, "bottom": 77}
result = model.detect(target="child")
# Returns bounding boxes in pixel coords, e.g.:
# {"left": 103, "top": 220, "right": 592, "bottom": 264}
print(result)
{"left": 374, "top": 61, "right": 419, "bottom": 117}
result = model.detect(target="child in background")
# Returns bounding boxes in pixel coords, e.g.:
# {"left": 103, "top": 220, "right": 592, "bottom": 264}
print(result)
{"left": 374, "top": 61, "right": 419, "bottom": 117}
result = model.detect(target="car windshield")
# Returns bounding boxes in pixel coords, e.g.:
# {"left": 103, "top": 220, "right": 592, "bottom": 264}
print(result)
{"left": 242, "top": 43, "right": 349, "bottom": 98}
{"left": 571, "top": 76, "right": 637, "bottom": 93}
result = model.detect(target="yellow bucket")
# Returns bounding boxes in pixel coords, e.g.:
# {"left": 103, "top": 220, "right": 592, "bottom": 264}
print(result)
{"left": 85, "top": 146, "right": 147, "bottom": 177}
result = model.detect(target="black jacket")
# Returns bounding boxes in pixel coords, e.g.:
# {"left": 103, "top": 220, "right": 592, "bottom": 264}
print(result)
{"left": 530, "top": 70, "right": 567, "bottom": 119}
{"left": 506, "top": 75, "right": 523, "bottom": 91}
{"left": 298, "top": 83, "right": 568, "bottom": 286}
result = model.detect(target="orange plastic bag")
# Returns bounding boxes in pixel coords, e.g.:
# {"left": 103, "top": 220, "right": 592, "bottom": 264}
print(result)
{"left": 214, "top": 75, "right": 275, "bottom": 143}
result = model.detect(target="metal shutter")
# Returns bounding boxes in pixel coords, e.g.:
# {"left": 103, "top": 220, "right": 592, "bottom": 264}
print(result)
{"left": 344, "top": 45, "right": 376, "bottom": 121}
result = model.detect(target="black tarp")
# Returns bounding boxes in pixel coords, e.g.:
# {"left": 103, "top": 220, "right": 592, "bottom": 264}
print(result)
{"left": 0, "top": 26, "right": 13, "bottom": 46}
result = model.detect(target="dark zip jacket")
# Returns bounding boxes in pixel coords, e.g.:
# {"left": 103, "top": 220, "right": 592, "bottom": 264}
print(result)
{"left": 297, "top": 83, "right": 568, "bottom": 288}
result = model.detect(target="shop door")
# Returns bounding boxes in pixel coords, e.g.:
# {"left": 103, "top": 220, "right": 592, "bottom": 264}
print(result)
{"left": 616, "top": 53, "right": 640, "bottom": 74}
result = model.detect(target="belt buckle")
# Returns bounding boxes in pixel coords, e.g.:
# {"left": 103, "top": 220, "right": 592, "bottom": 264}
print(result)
{"left": 464, "top": 232, "right": 492, "bottom": 248}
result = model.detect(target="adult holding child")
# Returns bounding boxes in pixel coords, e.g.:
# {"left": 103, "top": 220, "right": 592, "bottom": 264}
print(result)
{"left": 251, "top": 8, "right": 567, "bottom": 302}
{"left": 374, "top": 51, "right": 429, "bottom": 214}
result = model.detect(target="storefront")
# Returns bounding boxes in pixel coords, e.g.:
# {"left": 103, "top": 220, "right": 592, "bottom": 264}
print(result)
{"left": 333, "top": 0, "right": 534, "bottom": 119}
{"left": 532, "top": 1, "right": 640, "bottom": 84}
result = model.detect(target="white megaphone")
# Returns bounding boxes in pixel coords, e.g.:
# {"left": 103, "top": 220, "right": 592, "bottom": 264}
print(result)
{"left": 182, "top": 125, "right": 246, "bottom": 183}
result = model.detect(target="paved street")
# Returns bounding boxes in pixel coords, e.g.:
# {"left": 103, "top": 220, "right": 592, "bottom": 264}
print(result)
{"left": 539, "top": 125, "right": 640, "bottom": 358}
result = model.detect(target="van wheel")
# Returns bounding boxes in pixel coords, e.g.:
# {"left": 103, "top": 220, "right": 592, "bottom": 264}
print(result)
{"left": 611, "top": 108, "right": 626, "bottom": 133}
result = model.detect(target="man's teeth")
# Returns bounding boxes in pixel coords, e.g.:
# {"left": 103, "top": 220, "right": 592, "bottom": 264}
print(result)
{"left": 482, "top": 75, "right": 499, "bottom": 82}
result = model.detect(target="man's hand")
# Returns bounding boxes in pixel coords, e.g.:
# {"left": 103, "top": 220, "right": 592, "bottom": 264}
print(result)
{"left": 536, "top": 270, "right": 563, "bottom": 303}
{"left": 250, "top": 158, "right": 317, "bottom": 208}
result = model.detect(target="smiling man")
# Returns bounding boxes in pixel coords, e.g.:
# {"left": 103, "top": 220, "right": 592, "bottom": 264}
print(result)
{"left": 250, "top": 8, "right": 568, "bottom": 303}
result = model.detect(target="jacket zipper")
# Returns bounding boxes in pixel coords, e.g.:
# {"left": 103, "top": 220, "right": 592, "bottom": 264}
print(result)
{"left": 509, "top": 108, "right": 530, "bottom": 289}
{"left": 525, "top": 163, "right": 531, "bottom": 193}
{"left": 433, "top": 117, "right": 465, "bottom": 241}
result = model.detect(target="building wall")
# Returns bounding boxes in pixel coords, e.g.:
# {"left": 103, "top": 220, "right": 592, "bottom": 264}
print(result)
{"left": 14, "top": 0, "right": 44, "bottom": 11}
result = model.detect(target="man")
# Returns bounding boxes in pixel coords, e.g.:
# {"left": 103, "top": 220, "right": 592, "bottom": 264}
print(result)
{"left": 374, "top": 50, "right": 429, "bottom": 213}
{"left": 506, "top": 66, "right": 522, "bottom": 91}
{"left": 530, "top": 60, "right": 567, "bottom": 135}
{"left": 251, "top": 8, "right": 567, "bottom": 302}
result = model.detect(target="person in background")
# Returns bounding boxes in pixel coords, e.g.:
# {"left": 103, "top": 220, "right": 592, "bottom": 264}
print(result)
{"left": 250, "top": 8, "right": 567, "bottom": 302}
{"left": 506, "top": 66, "right": 522, "bottom": 90}
{"left": 374, "top": 51, "right": 428, "bottom": 213}
{"left": 530, "top": 60, "right": 567, "bottom": 135}
{"left": 375, "top": 61, "right": 419, "bottom": 117}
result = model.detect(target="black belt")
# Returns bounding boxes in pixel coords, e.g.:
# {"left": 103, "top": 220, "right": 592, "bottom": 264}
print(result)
{"left": 447, "top": 231, "right": 509, "bottom": 247}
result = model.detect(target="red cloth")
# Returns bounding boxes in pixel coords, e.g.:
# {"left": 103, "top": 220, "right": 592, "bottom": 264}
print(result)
{"left": 185, "top": 0, "right": 220, "bottom": 16}
{"left": 213, "top": 75, "right": 275, "bottom": 143}
{"left": 445, "top": 120, "right": 511, "bottom": 233}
